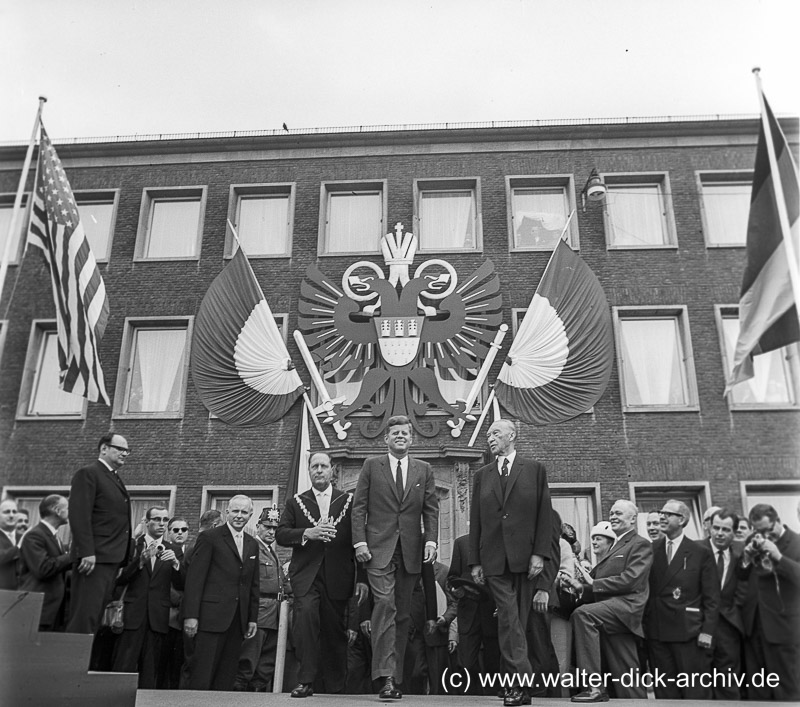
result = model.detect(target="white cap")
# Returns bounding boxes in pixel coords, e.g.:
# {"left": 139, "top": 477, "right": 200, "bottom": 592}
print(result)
{"left": 590, "top": 521, "right": 616, "bottom": 541}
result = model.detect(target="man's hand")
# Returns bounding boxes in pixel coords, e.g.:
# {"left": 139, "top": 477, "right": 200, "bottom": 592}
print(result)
{"left": 448, "top": 639, "right": 458, "bottom": 654}
{"left": 532, "top": 589, "right": 549, "bottom": 613}
{"left": 347, "top": 629, "right": 358, "bottom": 647}
{"left": 78, "top": 555, "right": 96, "bottom": 574}
{"left": 183, "top": 618, "right": 198, "bottom": 637}
{"left": 527, "top": 554, "right": 544, "bottom": 580}
{"left": 355, "top": 545, "right": 371, "bottom": 563}
{"left": 697, "top": 632, "right": 713, "bottom": 649}
{"left": 760, "top": 538, "right": 782, "bottom": 563}
{"left": 355, "top": 582, "right": 369, "bottom": 605}
{"left": 423, "top": 544, "right": 437, "bottom": 564}
{"left": 471, "top": 564, "right": 485, "bottom": 585}
{"left": 304, "top": 522, "right": 336, "bottom": 543}
{"left": 245, "top": 621, "right": 258, "bottom": 640}
{"left": 159, "top": 548, "right": 179, "bottom": 569}
{"left": 360, "top": 619, "right": 371, "bottom": 639}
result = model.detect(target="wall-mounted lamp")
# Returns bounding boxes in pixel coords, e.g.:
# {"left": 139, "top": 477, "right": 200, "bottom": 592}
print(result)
{"left": 581, "top": 169, "right": 607, "bottom": 211}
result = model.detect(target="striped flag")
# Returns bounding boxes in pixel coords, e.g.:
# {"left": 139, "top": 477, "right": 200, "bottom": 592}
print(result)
{"left": 726, "top": 92, "right": 799, "bottom": 392}
{"left": 27, "top": 124, "right": 110, "bottom": 404}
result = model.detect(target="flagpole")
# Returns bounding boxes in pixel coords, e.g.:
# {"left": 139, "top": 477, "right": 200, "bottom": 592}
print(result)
{"left": 0, "top": 96, "right": 46, "bottom": 308}
{"left": 752, "top": 68, "right": 800, "bottom": 326}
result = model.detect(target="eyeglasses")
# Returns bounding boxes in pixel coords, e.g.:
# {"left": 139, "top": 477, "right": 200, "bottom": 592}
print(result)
{"left": 659, "top": 510, "right": 683, "bottom": 518}
{"left": 171, "top": 528, "right": 189, "bottom": 533}
{"left": 108, "top": 444, "right": 131, "bottom": 455}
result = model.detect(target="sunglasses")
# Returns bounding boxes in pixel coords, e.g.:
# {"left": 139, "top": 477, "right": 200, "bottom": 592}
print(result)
{"left": 171, "top": 528, "right": 189, "bottom": 533}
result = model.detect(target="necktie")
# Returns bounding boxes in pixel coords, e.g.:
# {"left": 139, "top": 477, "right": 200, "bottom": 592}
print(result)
{"left": 717, "top": 550, "right": 725, "bottom": 585}
{"left": 235, "top": 533, "right": 243, "bottom": 559}
{"left": 666, "top": 540, "right": 674, "bottom": 564}
{"left": 395, "top": 460, "right": 404, "bottom": 499}
{"left": 501, "top": 458, "right": 510, "bottom": 476}
{"left": 500, "top": 458, "right": 509, "bottom": 494}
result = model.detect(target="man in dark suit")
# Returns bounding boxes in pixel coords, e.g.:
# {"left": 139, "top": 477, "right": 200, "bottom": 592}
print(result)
{"left": 448, "top": 534, "right": 499, "bottom": 696}
{"left": 702, "top": 507, "right": 745, "bottom": 699}
{"left": 738, "top": 503, "right": 800, "bottom": 701}
{"left": 0, "top": 498, "right": 21, "bottom": 590}
{"left": 182, "top": 495, "right": 260, "bottom": 691}
{"left": 279, "top": 451, "right": 368, "bottom": 697}
{"left": 18, "top": 494, "right": 71, "bottom": 630}
{"left": 66, "top": 432, "right": 132, "bottom": 635}
{"left": 469, "top": 419, "right": 553, "bottom": 707}
{"left": 570, "top": 500, "right": 653, "bottom": 702}
{"left": 111, "top": 505, "right": 182, "bottom": 687}
{"left": 644, "top": 499, "right": 719, "bottom": 699}
{"left": 352, "top": 415, "right": 439, "bottom": 700}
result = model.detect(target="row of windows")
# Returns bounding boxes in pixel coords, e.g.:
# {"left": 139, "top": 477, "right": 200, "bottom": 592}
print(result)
{"left": 4, "top": 480, "right": 798, "bottom": 568}
{"left": 0, "top": 171, "right": 753, "bottom": 264}
{"left": 4, "top": 302, "right": 798, "bottom": 422}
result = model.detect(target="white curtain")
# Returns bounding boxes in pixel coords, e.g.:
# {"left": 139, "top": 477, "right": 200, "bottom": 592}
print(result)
{"left": 636, "top": 495, "right": 703, "bottom": 540}
{"left": 722, "top": 317, "right": 793, "bottom": 404}
{"left": 513, "top": 187, "right": 568, "bottom": 248}
{"left": 552, "top": 494, "right": 595, "bottom": 562}
{"left": 29, "top": 331, "right": 85, "bottom": 415}
{"left": 237, "top": 195, "right": 289, "bottom": 256}
{"left": 621, "top": 318, "right": 687, "bottom": 406}
{"left": 78, "top": 201, "right": 114, "bottom": 260}
{"left": 128, "top": 328, "right": 187, "bottom": 412}
{"left": 146, "top": 199, "right": 201, "bottom": 258}
{"left": 326, "top": 192, "right": 381, "bottom": 253}
{"left": 420, "top": 191, "right": 474, "bottom": 249}
{"left": 702, "top": 183, "right": 751, "bottom": 246}
{"left": 607, "top": 184, "right": 667, "bottom": 246}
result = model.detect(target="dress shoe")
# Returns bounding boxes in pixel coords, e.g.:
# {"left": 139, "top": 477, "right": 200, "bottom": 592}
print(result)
{"left": 379, "top": 676, "right": 403, "bottom": 700}
{"left": 291, "top": 683, "right": 314, "bottom": 698}
{"left": 503, "top": 688, "right": 531, "bottom": 706}
{"left": 571, "top": 688, "right": 609, "bottom": 703}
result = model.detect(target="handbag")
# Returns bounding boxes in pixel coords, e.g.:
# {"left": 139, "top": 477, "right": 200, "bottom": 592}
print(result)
{"left": 101, "top": 587, "right": 127, "bottom": 634}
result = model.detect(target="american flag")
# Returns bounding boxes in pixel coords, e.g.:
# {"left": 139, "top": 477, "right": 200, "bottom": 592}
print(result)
{"left": 27, "top": 124, "right": 110, "bottom": 404}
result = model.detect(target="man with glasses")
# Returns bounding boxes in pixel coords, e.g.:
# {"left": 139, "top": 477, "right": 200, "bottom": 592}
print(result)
{"left": 159, "top": 517, "right": 190, "bottom": 688}
{"left": 66, "top": 432, "right": 132, "bottom": 639}
{"left": 737, "top": 503, "right": 800, "bottom": 701}
{"left": 644, "top": 500, "right": 719, "bottom": 699}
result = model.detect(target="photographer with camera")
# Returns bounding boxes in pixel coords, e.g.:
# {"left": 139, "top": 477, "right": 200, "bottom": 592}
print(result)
{"left": 111, "top": 506, "right": 182, "bottom": 687}
{"left": 738, "top": 503, "right": 800, "bottom": 701}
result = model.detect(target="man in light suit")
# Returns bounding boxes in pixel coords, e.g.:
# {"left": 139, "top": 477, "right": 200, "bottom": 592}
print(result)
{"left": 469, "top": 419, "right": 553, "bottom": 707}
{"left": 112, "top": 506, "right": 182, "bottom": 687}
{"left": 644, "top": 499, "right": 719, "bottom": 700}
{"left": 570, "top": 500, "right": 654, "bottom": 702}
{"left": 182, "top": 495, "right": 259, "bottom": 691}
{"left": 352, "top": 415, "right": 439, "bottom": 700}
{"left": 18, "top": 495, "right": 71, "bottom": 630}
{"left": 0, "top": 499, "right": 21, "bottom": 590}
{"left": 702, "top": 508, "right": 745, "bottom": 699}
{"left": 277, "top": 452, "right": 367, "bottom": 697}
{"left": 66, "top": 432, "right": 132, "bottom": 635}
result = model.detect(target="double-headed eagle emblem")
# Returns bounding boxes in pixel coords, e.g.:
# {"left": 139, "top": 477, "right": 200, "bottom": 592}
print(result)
{"left": 297, "top": 224, "right": 503, "bottom": 438}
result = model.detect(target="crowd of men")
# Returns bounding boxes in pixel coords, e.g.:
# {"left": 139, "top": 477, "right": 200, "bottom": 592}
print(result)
{"left": 1, "top": 422, "right": 799, "bottom": 702}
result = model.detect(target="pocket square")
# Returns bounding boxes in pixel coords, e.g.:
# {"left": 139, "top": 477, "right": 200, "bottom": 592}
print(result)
{"left": 249, "top": 555, "right": 257, "bottom": 559}
{"left": 614, "top": 554, "right": 624, "bottom": 558}
{"left": 685, "top": 607, "right": 700, "bottom": 613}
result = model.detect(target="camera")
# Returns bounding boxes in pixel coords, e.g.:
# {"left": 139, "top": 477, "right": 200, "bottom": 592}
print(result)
{"left": 155, "top": 544, "right": 165, "bottom": 558}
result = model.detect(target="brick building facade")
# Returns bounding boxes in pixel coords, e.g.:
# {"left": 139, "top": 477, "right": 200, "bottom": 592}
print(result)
{"left": 1, "top": 116, "right": 798, "bottom": 564}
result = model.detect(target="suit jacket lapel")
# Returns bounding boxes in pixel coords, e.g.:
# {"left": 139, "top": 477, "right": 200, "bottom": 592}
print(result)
{"left": 404, "top": 460, "right": 422, "bottom": 502}
{"left": 487, "top": 463, "right": 503, "bottom": 505}
{"left": 300, "top": 489, "right": 321, "bottom": 521}
{"left": 503, "top": 457, "right": 522, "bottom": 505}
{"left": 662, "top": 542, "right": 689, "bottom": 587}
{"left": 221, "top": 524, "right": 240, "bottom": 560}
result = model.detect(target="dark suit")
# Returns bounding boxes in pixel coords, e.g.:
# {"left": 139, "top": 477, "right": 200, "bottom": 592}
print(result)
{"left": 571, "top": 530, "right": 653, "bottom": 698}
{"left": 448, "top": 534, "right": 499, "bottom": 695}
{"left": 352, "top": 454, "right": 438, "bottom": 682}
{"left": 737, "top": 526, "right": 800, "bottom": 701}
{"left": 182, "top": 524, "right": 260, "bottom": 690}
{"left": 468, "top": 455, "right": 552, "bottom": 681}
{"left": 66, "top": 459, "right": 131, "bottom": 634}
{"left": 0, "top": 530, "right": 20, "bottom": 590}
{"left": 701, "top": 539, "right": 745, "bottom": 699}
{"left": 18, "top": 522, "right": 71, "bottom": 628}
{"left": 277, "top": 487, "right": 359, "bottom": 692}
{"left": 645, "top": 535, "right": 720, "bottom": 699}
{"left": 112, "top": 536, "right": 182, "bottom": 687}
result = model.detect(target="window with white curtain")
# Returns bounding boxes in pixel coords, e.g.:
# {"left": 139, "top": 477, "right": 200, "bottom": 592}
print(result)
{"left": 114, "top": 317, "right": 193, "bottom": 418}
{"left": 0, "top": 195, "right": 29, "bottom": 266}
{"left": 415, "top": 178, "right": 481, "bottom": 252}
{"left": 508, "top": 176, "right": 577, "bottom": 250}
{"left": 205, "top": 487, "right": 279, "bottom": 537}
{"left": 741, "top": 482, "right": 800, "bottom": 533}
{"left": 716, "top": 306, "right": 798, "bottom": 409}
{"left": 698, "top": 174, "right": 752, "bottom": 247}
{"left": 320, "top": 182, "right": 385, "bottom": 254}
{"left": 632, "top": 484, "right": 708, "bottom": 540}
{"left": 550, "top": 485, "right": 599, "bottom": 563}
{"left": 75, "top": 191, "right": 118, "bottom": 261}
{"left": 613, "top": 307, "right": 699, "bottom": 411}
{"left": 136, "top": 187, "right": 206, "bottom": 260}
{"left": 227, "top": 184, "right": 293, "bottom": 257}
{"left": 603, "top": 174, "right": 676, "bottom": 248}
{"left": 16, "top": 321, "right": 86, "bottom": 420}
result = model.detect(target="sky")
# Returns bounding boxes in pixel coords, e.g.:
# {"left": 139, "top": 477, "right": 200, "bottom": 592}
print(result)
{"left": 1, "top": 0, "right": 797, "bottom": 143}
